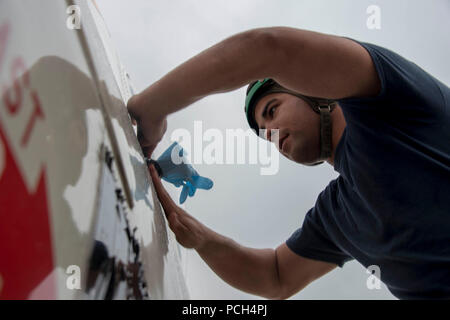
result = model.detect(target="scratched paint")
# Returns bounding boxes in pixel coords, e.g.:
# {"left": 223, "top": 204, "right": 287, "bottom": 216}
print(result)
{"left": 85, "top": 145, "right": 148, "bottom": 299}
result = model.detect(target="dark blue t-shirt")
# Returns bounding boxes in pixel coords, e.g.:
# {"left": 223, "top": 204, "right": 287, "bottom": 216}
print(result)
{"left": 286, "top": 38, "right": 450, "bottom": 300}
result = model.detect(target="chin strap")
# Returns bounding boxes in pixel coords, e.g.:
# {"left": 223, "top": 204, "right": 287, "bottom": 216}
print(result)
{"left": 317, "top": 101, "right": 337, "bottom": 160}
{"left": 290, "top": 95, "right": 337, "bottom": 165}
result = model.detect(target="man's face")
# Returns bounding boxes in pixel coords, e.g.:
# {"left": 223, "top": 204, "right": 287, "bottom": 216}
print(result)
{"left": 254, "top": 92, "right": 321, "bottom": 164}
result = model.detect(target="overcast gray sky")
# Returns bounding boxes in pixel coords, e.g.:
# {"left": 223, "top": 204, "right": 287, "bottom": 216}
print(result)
{"left": 96, "top": 0, "right": 450, "bottom": 299}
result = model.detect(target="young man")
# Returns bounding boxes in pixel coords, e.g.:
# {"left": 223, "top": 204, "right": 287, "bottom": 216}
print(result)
{"left": 127, "top": 27, "right": 450, "bottom": 299}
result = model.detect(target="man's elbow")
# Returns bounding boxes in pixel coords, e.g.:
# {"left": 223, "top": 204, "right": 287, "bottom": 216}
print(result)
{"left": 237, "top": 27, "right": 284, "bottom": 75}
{"left": 265, "top": 272, "right": 312, "bottom": 300}
{"left": 262, "top": 286, "right": 301, "bottom": 300}
{"left": 260, "top": 273, "right": 307, "bottom": 300}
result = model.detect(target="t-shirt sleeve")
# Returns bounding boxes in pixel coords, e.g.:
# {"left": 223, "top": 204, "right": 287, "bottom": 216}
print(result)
{"left": 286, "top": 184, "right": 353, "bottom": 268}
{"left": 337, "top": 37, "right": 446, "bottom": 121}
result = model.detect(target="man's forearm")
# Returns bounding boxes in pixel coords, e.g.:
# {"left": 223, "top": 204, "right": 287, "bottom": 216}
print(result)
{"left": 196, "top": 228, "right": 282, "bottom": 299}
{"left": 135, "top": 28, "right": 279, "bottom": 118}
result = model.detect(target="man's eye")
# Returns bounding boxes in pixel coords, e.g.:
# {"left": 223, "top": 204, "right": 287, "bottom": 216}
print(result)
{"left": 269, "top": 106, "right": 277, "bottom": 117}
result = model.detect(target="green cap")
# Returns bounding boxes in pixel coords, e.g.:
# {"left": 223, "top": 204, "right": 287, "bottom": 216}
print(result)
{"left": 244, "top": 78, "right": 272, "bottom": 133}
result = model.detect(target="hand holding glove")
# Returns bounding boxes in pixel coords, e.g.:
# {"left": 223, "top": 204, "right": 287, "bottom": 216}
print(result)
{"left": 147, "top": 142, "right": 213, "bottom": 204}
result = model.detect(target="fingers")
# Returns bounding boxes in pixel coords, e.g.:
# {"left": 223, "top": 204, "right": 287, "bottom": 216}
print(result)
{"left": 136, "top": 126, "right": 149, "bottom": 147}
{"left": 142, "top": 145, "right": 156, "bottom": 160}
{"left": 137, "top": 127, "right": 156, "bottom": 158}
{"left": 149, "top": 163, "right": 177, "bottom": 214}
{"left": 128, "top": 93, "right": 167, "bottom": 159}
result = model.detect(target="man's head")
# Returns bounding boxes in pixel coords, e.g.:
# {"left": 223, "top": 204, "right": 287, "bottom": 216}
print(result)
{"left": 244, "top": 79, "right": 338, "bottom": 165}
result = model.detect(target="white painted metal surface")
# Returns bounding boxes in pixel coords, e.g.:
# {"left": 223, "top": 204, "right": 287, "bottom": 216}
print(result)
{"left": 0, "top": 0, "right": 189, "bottom": 299}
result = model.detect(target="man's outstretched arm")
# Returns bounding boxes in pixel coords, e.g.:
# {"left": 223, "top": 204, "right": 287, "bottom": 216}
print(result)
{"left": 128, "top": 27, "right": 380, "bottom": 157}
{"left": 198, "top": 234, "right": 337, "bottom": 299}
{"left": 149, "top": 164, "right": 336, "bottom": 299}
{"left": 128, "top": 28, "right": 279, "bottom": 120}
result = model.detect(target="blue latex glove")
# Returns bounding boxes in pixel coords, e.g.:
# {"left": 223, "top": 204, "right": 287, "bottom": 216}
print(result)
{"left": 148, "top": 142, "right": 213, "bottom": 204}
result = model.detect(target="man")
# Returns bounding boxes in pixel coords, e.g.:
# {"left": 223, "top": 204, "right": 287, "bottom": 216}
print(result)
{"left": 127, "top": 27, "right": 450, "bottom": 299}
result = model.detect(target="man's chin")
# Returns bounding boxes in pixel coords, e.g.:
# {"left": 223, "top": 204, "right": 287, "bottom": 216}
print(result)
{"left": 288, "top": 152, "right": 323, "bottom": 166}
{"left": 303, "top": 160, "right": 325, "bottom": 166}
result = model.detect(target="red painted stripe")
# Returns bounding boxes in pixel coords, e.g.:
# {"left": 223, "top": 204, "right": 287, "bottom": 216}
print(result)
{"left": 0, "top": 121, "right": 55, "bottom": 299}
